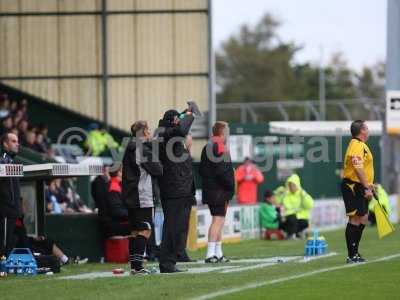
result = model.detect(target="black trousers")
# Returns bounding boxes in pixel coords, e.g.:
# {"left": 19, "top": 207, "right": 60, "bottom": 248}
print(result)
{"left": 0, "top": 217, "right": 17, "bottom": 257}
{"left": 159, "top": 200, "right": 192, "bottom": 270}
{"left": 176, "top": 205, "right": 192, "bottom": 259}
{"left": 296, "top": 219, "right": 309, "bottom": 234}
{"left": 283, "top": 214, "right": 298, "bottom": 236}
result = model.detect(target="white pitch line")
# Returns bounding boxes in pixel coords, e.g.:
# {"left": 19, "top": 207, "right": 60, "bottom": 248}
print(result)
{"left": 221, "top": 257, "right": 300, "bottom": 274}
{"left": 191, "top": 253, "right": 400, "bottom": 300}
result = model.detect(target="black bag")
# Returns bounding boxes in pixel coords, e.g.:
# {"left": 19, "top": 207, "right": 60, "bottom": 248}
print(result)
{"left": 35, "top": 255, "right": 60, "bottom": 273}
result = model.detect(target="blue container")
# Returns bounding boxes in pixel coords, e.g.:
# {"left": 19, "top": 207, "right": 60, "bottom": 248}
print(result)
{"left": 304, "top": 230, "right": 328, "bottom": 256}
{"left": 5, "top": 248, "right": 37, "bottom": 276}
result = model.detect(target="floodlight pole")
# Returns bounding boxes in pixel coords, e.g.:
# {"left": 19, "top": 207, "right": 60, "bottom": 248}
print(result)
{"left": 384, "top": 0, "right": 400, "bottom": 193}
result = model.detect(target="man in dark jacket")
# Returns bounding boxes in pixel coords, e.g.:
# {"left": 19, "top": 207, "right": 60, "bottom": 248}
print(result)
{"left": 157, "top": 109, "right": 195, "bottom": 273}
{"left": 122, "top": 121, "right": 163, "bottom": 275}
{"left": 91, "top": 165, "right": 111, "bottom": 236}
{"left": 104, "top": 168, "right": 130, "bottom": 237}
{"left": 0, "top": 132, "right": 22, "bottom": 257}
{"left": 199, "top": 121, "right": 234, "bottom": 263}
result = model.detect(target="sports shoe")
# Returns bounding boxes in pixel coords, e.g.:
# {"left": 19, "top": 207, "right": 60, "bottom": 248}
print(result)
{"left": 130, "top": 268, "right": 152, "bottom": 275}
{"left": 205, "top": 256, "right": 219, "bottom": 263}
{"left": 355, "top": 254, "right": 367, "bottom": 263}
{"left": 218, "top": 256, "right": 230, "bottom": 263}
{"left": 346, "top": 256, "right": 358, "bottom": 264}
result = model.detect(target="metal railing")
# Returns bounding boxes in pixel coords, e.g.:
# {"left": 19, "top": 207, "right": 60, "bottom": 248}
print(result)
{"left": 217, "top": 98, "right": 384, "bottom": 123}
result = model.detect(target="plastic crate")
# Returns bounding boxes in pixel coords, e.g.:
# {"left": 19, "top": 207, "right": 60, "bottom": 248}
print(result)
{"left": 5, "top": 248, "right": 37, "bottom": 276}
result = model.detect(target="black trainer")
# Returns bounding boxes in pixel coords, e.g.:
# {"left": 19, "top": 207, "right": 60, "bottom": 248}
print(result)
{"left": 205, "top": 256, "right": 219, "bottom": 263}
{"left": 218, "top": 256, "right": 230, "bottom": 263}
{"left": 355, "top": 254, "right": 367, "bottom": 263}
{"left": 346, "top": 256, "right": 358, "bottom": 264}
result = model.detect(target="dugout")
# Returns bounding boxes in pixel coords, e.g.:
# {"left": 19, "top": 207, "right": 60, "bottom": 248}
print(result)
{"left": 228, "top": 121, "right": 382, "bottom": 201}
{"left": 21, "top": 163, "right": 104, "bottom": 262}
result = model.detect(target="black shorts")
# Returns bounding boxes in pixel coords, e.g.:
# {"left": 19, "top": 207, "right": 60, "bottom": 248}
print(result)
{"left": 128, "top": 208, "right": 153, "bottom": 231}
{"left": 341, "top": 179, "right": 369, "bottom": 217}
{"left": 208, "top": 202, "right": 228, "bottom": 217}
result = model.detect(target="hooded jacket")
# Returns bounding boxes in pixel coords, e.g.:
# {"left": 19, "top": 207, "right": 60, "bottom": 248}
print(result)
{"left": 122, "top": 140, "right": 163, "bottom": 209}
{"left": 199, "top": 136, "right": 235, "bottom": 205}
{"left": 0, "top": 150, "right": 22, "bottom": 218}
{"left": 156, "top": 111, "right": 195, "bottom": 201}
{"left": 281, "top": 174, "right": 314, "bottom": 220}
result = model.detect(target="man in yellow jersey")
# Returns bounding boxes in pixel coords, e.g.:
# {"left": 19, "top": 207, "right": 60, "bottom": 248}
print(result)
{"left": 341, "top": 120, "right": 374, "bottom": 263}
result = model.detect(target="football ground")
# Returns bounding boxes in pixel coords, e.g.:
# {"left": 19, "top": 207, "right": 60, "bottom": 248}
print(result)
{"left": 1, "top": 226, "right": 399, "bottom": 300}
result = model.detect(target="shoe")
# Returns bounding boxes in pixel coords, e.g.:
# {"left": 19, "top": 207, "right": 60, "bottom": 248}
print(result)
{"left": 205, "top": 256, "right": 219, "bottom": 263}
{"left": 130, "top": 268, "right": 152, "bottom": 275}
{"left": 346, "top": 256, "right": 358, "bottom": 264}
{"left": 286, "top": 234, "right": 297, "bottom": 240}
{"left": 218, "top": 256, "right": 230, "bottom": 263}
{"left": 159, "top": 266, "right": 187, "bottom": 273}
{"left": 355, "top": 254, "right": 367, "bottom": 263}
{"left": 76, "top": 258, "right": 89, "bottom": 265}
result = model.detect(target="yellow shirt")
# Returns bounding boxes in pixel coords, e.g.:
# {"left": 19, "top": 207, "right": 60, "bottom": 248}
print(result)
{"left": 343, "top": 138, "right": 374, "bottom": 185}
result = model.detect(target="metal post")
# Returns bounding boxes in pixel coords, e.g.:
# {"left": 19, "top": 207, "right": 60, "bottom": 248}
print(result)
{"left": 384, "top": 0, "right": 400, "bottom": 193}
{"left": 101, "top": 0, "right": 109, "bottom": 128}
{"left": 319, "top": 46, "right": 326, "bottom": 120}
{"left": 207, "top": 0, "right": 216, "bottom": 135}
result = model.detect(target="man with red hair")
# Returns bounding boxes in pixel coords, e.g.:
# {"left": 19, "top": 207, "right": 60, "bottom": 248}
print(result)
{"left": 200, "top": 121, "right": 235, "bottom": 263}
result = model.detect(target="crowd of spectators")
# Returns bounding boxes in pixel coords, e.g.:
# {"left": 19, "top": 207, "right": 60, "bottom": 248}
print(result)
{"left": 45, "top": 178, "right": 92, "bottom": 214}
{"left": 0, "top": 92, "right": 53, "bottom": 157}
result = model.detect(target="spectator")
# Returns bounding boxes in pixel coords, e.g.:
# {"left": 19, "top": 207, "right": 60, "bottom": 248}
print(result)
{"left": 85, "top": 123, "right": 106, "bottom": 156}
{"left": 103, "top": 167, "right": 130, "bottom": 237}
{"left": 45, "top": 180, "right": 63, "bottom": 214}
{"left": 34, "top": 132, "right": 48, "bottom": 154}
{"left": 14, "top": 217, "right": 88, "bottom": 265}
{"left": 23, "top": 129, "right": 37, "bottom": 150}
{"left": 0, "top": 96, "right": 10, "bottom": 118}
{"left": 9, "top": 100, "right": 18, "bottom": 114}
{"left": 235, "top": 157, "right": 264, "bottom": 205}
{"left": 0, "top": 115, "right": 13, "bottom": 136}
{"left": 280, "top": 174, "right": 313, "bottom": 239}
{"left": 38, "top": 123, "right": 51, "bottom": 148}
{"left": 92, "top": 165, "right": 111, "bottom": 225}
{"left": 17, "top": 119, "right": 29, "bottom": 145}
{"left": 259, "top": 190, "right": 280, "bottom": 230}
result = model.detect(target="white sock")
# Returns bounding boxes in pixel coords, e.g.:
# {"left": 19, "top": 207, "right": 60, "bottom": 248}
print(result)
{"left": 215, "top": 242, "right": 223, "bottom": 258}
{"left": 61, "top": 255, "right": 69, "bottom": 264}
{"left": 206, "top": 242, "right": 216, "bottom": 258}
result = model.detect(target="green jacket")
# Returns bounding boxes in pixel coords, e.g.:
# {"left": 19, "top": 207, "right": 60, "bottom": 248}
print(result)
{"left": 369, "top": 184, "right": 391, "bottom": 215}
{"left": 281, "top": 174, "right": 314, "bottom": 220}
{"left": 259, "top": 203, "right": 279, "bottom": 229}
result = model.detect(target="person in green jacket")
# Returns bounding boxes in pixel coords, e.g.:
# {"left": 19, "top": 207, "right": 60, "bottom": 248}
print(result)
{"left": 259, "top": 190, "right": 280, "bottom": 230}
{"left": 280, "top": 174, "right": 314, "bottom": 239}
{"left": 368, "top": 184, "right": 391, "bottom": 225}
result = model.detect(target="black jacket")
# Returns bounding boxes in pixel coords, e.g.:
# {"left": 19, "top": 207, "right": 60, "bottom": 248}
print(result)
{"left": 199, "top": 140, "right": 235, "bottom": 205}
{"left": 0, "top": 150, "right": 22, "bottom": 218}
{"left": 91, "top": 175, "right": 110, "bottom": 222}
{"left": 122, "top": 140, "right": 163, "bottom": 209}
{"left": 157, "top": 113, "right": 195, "bottom": 202}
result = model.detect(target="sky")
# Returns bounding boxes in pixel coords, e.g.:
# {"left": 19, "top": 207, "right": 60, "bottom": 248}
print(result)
{"left": 212, "top": 0, "right": 386, "bottom": 70}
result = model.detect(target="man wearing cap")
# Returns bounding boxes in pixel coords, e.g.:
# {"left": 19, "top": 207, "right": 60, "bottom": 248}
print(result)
{"left": 156, "top": 108, "right": 195, "bottom": 273}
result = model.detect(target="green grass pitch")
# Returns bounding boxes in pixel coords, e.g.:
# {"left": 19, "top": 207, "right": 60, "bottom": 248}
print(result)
{"left": 1, "top": 225, "right": 399, "bottom": 300}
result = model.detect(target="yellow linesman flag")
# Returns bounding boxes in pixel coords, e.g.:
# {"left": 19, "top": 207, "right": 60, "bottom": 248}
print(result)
{"left": 374, "top": 202, "right": 395, "bottom": 239}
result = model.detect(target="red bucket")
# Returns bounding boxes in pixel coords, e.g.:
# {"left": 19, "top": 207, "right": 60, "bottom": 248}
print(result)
{"left": 105, "top": 237, "right": 129, "bottom": 263}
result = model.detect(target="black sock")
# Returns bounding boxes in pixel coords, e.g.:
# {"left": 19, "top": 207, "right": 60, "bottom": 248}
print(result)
{"left": 355, "top": 224, "right": 365, "bottom": 255}
{"left": 129, "top": 235, "right": 147, "bottom": 271}
{"left": 345, "top": 223, "right": 359, "bottom": 258}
